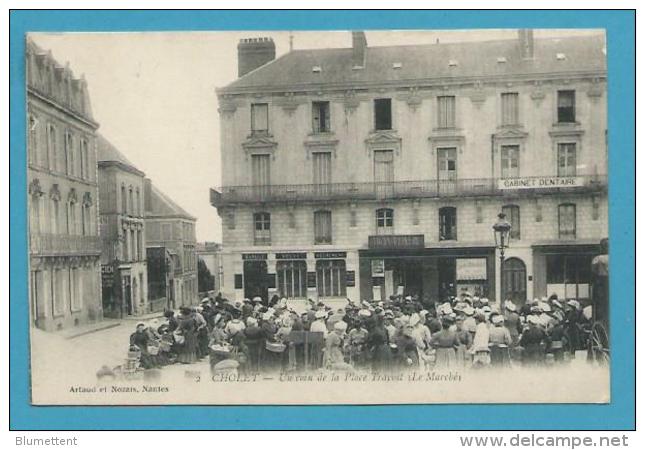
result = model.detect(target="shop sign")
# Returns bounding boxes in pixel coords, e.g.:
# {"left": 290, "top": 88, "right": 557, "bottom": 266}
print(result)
{"left": 371, "top": 259, "right": 385, "bottom": 277}
{"left": 498, "top": 176, "right": 584, "bottom": 190}
{"left": 456, "top": 258, "right": 487, "bottom": 281}
{"left": 242, "top": 253, "right": 267, "bottom": 260}
{"left": 101, "top": 264, "right": 114, "bottom": 287}
{"left": 314, "top": 251, "right": 347, "bottom": 259}
{"left": 368, "top": 234, "right": 425, "bottom": 249}
{"left": 307, "top": 272, "right": 317, "bottom": 288}
{"left": 234, "top": 274, "right": 244, "bottom": 289}
{"left": 346, "top": 271, "right": 356, "bottom": 287}
{"left": 275, "top": 252, "right": 307, "bottom": 260}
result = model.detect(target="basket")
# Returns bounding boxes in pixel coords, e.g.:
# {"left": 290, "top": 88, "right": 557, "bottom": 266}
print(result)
{"left": 265, "top": 341, "right": 287, "bottom": 353}
{"left": 147, "top": 344, "right": 160, "bottom": 355}
{"left": 210, "top": 344, "right": 232, "bottom": 357}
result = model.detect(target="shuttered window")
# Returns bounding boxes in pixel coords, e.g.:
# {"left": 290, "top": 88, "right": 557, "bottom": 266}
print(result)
{"left": 312, "top": 101, "right": 331, "bottom": 133}
{"left": 251, "top": 103, "right": 269, "bottom": 133}
{"left": 437, "top": 96, "right": 456, "bottom": 128}
{"left": 501, "top": 92, "right": 519, "bottom": 125}
{"left": 558, "top": 203, "right": 576, "bottom": 239}
{"left": 314, "top": 210, "right": 332, "bottom": 244}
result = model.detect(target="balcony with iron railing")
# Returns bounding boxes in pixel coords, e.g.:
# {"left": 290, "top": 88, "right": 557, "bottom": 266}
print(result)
{"left": 210, "top": 174, "right": 607, "bottom": 208}
{"left": 29, "top": 233, "right": 102, "bottom": 256}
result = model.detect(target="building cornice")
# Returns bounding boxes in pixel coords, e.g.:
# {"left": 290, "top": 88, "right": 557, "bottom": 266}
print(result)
{"left": 28, "top": 87, "right": 99, "bottom": 129}
{"left": 98, "top": 160, "right": 146, "bottom": 178}
{"left": 216, "top": 70, "right": 607, "bottom": 98}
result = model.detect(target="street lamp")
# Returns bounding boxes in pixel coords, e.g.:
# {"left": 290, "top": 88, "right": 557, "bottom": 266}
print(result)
{"left": 493, "top": 212, "right": 512, "bottom": 303}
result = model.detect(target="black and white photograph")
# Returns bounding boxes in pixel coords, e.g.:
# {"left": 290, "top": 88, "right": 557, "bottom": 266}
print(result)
{"left": 25, "top": 28, "right": 610, "bottom": 405}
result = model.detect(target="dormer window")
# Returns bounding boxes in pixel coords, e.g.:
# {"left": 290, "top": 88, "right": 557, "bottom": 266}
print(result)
{"left": 312, "top": 66, "right": 322, "bottom": 73}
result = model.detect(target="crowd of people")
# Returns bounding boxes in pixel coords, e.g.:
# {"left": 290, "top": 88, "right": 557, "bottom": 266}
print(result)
{"left": 125, "top": 291, "right": 593, "bottom": 375}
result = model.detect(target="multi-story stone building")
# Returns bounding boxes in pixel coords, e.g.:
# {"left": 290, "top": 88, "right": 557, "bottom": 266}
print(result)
{"left": 211, "top": 31, "right": 608, "bottom": 309}
{"left": 26, "top": 40, "right": 103, "bottom": 330}
{"left": 144, "top": 180, "right": 198, "bottom": 309}
{"left": 97, "top": 135, "right": 148, "bottom": 317}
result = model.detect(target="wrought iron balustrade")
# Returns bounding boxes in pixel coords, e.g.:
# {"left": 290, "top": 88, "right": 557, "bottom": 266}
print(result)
{"left": 29, "top": 233, "right": 102, "bottom": 256}
{"left": 210, "top": 174, "right": 607, "bottom": 207}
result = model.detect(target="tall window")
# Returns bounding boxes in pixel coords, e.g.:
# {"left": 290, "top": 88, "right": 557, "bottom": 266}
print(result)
{"left": 46, "top": 124, "right": 56, "bottom": 170}
{"left": 65, "top": 131, "right": 74, "bottom": 175}
{"left": 123, "top": 230, "right": 129, "bottom": 261}
{"left": 312, "top": 152, "right": 331, "bottom": 185}
{"left": 251, "top": 154, "right": 271, "bottom": 199}
{"left": 312, "top": 101, "right": 331, "bottom": 133}
{"left": 316, "top": 260, "right": 346, "bottom": 297}
{"left": 502, "top": 205, "right": 521, "bottom": 240}
{"left": 374, "top": 98, "right": 392, "bottom": 130}
{"left": 121, "top": 185, "right": 127, "bottom": 214}
{"left": 128, "top": 188, "right": 134, "bottom": 216}
{"left": 81, "top": 204, "right": 89, "bottom": 235}
{"left": 50, "top": 197, "right": 60, "bottom": 234}
{"left": 130, "top": 229, "right": 136, "bottom": 261}
{"left": 501, "top": 145, "right": 520, "bottom": 178}
{"left": 439, "top": 206, "right": 457, "bottom": 241}
{"left": 67, "top": 201, "right": 77, "bottom": 235}
{"left": 437, "top": 148, "right": 457, "bottom": 178}
{"left": 30, "top": 195, "right": 42, "bottom": 234}
{"left": 80, "top": 139, "right": 89, "bottom": 180}
{"left": 70, "top": 267, "right": 82, "bottom": 311}
{"left": 501, "top": 92, "right": 519, "bottom": 125}
{"left": 52, "top": 268, "right": 64, "bottom": 316}
{"left": 28, "top": 114, "right": 38, "bottom": 165}
{"left": 437, "top": 96, "right": 456, "bottom": 128}
{"left": 557, "top": 90, "right": 576, "bottom": 123}
{"left": 558, "top": 203, "right": 576, "bottom": 239}
{"left": 314, "top": 210, "right": 332, "bottom": 244}
{"left": 253, "top": 212, "right": 271, "bottom": 245}
{"left": 557, "top": 143, "right": 577, "bottom": 176}
{"left": 277, "top": 260, "right": 307, "bottom": 298}
{"left": 376, "top": 208, "right": 394, "bottom": 234}
{"left": 251, "top": 103, "right": 269, "bottom": 134}
{"left": 135, "top": 189, "right": 141, "bottom": 216}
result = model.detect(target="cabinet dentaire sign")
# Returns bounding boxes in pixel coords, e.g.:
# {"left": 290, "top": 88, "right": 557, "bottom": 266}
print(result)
{"left": 498, "top": 176, "right": 584, "bottom": 190}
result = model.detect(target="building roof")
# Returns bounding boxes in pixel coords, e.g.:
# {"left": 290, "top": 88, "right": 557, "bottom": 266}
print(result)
{"left": 146, "top": 182, "right": 196, "bottom": 221}
{"left": 220, "top": 34, "right": 606, "bottom": 94}
{"left": 97, "top": 134, "right": 145, "bottom": 176}
{"left": 26, "top": 38, "right": 97, "bottom": 125}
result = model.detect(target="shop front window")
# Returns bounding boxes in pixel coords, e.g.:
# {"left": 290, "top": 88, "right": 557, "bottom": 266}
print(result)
{"left": 277, "top": 260, "right": 307, "bottom": 298}
{"left": 316, "top": 259, "right": 346, "bottom": 297}
{"left": 546, "top": 254, "right": 592, "bottom": 300}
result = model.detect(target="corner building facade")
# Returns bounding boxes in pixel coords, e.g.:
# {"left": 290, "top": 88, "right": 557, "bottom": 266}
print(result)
{"left": 27, "top": 40, "right": 103, "bottom": 330}
{"left": 212, "top": 31, "right": 608, "bottom": 310}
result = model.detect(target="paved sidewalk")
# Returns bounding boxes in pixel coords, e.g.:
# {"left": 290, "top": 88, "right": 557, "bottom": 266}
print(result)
{"left": 57, "top": 319, "right": 122, "bottom": 340}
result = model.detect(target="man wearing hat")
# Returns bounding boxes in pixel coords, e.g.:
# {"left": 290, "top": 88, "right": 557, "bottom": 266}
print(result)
{"left": 310, "top": 309, "right": 328, "bottom": 338}
{"left": 519, "top": 315, "right": 550, "bottom": 366}
{"left": 503, "top": 301, "right": 522, "bottom": 346}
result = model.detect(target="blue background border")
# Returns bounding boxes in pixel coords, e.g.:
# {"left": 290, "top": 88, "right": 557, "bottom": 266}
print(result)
{"left": 9, "top": 10, "right": 635, "bottom": 430}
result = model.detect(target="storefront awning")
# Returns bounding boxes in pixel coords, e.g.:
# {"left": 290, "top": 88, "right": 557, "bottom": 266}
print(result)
{"left": 532, "top": 239, "right": 601, "bottom": 254}
{"left": 359, "top": 242, "right": 494, "bottom": 258}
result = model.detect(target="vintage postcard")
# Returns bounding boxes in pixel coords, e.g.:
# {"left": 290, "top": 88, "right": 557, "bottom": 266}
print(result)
{"left": 25, "top": 29, "right": 610, "bottom": 405}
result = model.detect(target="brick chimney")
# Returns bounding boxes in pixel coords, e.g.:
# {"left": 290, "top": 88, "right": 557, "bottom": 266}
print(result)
{"left": 237, "top": 37, "right": 276, "bottom": 77}
{"left": 518, "top": 29, "right": 534, "bottom": 59}
{"left": 352, "top": 31, "right": 367, "bottom": 68}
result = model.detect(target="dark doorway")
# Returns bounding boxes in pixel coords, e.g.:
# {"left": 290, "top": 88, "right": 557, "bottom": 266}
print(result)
{"left": 244, "top": 260, "right": 270, "bottom": 302}
{"left": 502, "top": 257, "right": 527, "bottom": 304}
{"left": 438, "top": 257, "right": 457, "bottom": 300}
{"left": 123, "top": 275, "right": 132, "bottom": 315}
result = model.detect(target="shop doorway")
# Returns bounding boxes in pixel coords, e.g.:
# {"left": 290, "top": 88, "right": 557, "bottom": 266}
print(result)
{"left": 123, "top": 275, "right": 133, "bottom": 315}
{"left": 502, "top": 257, "right": 527, "bottom": 303}
{"left": 244, "top": 260, "right": 270, "bottom": 301}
